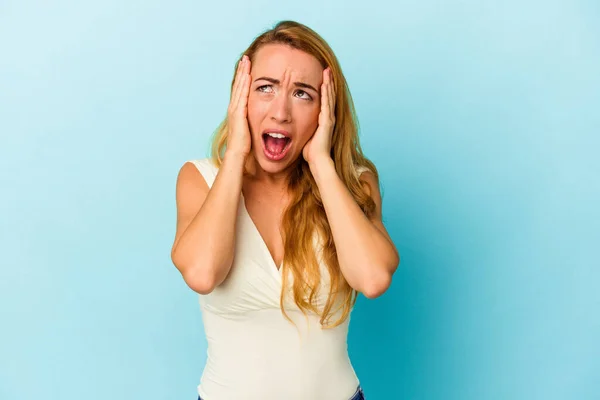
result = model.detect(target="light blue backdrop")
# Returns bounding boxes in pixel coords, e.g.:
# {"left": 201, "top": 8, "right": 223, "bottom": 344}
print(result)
{"left": 1, "top": 1, "right": 598, "bottom": 399}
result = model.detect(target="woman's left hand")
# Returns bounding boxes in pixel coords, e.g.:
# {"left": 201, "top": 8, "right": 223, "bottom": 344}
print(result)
{"left": 303, "top": 67, "right": 336, "bottom": 165}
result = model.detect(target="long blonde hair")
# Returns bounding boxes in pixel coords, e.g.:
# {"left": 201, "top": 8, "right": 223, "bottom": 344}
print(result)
{"left": 210, "top": 20, "right": 378, "bottom": 328}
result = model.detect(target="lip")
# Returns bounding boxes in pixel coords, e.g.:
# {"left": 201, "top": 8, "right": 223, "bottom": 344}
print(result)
{"left": 261, "top": 129, "right": 293, "bottom": 161}
{"left": 262, "top": 128, "right": 291, "bottom": 138}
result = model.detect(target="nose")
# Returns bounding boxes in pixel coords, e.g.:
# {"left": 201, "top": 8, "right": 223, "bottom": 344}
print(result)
{"left": 268, "top": 90, "right": 292, "bottom": 124}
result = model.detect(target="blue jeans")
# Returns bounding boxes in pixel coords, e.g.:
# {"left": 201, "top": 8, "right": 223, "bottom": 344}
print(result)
{"left": 198, "top": 385, "right": 365, "bottom": 399}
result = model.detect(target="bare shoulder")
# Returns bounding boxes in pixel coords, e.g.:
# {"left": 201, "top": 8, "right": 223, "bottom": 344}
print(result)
{"left": 358, "top": 170, "right": 382, "bottom": 215}
{"left": 172, "top": 161, "right": 210, "bottom": 252}
{"left": 358, "top": 169, "right": 398, "bottom": 260}
{"left": 176, "top": 161, "right": 210, "bottom": 197}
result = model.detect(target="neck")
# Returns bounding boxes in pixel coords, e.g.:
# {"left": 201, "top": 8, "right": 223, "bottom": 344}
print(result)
{"left": 244, "top": 153, "right": 298, "bottom": 191}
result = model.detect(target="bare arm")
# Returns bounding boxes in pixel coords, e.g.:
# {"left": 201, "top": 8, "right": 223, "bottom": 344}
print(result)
{"left": 172, "top": 55, "right": 253, "bottom": 294}
{"left": 309, "top": 157, "right": 400, "bottom": 298}
{"left": 171, "top": 153, "right": 246, "bottom": 294}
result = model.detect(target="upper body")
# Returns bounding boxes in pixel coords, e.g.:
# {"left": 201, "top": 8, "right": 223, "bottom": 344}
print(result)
{"left": 171, "top": 20, "right": 400, "bottom": 400}
{"left": 186, "top": 158, "right": 371, "bottom": 399}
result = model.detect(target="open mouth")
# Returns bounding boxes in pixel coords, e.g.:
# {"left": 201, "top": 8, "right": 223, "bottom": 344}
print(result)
{"left": 262, "top": 132, "right": 292, "bottom": 161}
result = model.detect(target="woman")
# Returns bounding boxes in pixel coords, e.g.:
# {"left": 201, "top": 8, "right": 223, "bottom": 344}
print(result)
{"left": 171, "top": 20, "right": 400, "bottom": 400}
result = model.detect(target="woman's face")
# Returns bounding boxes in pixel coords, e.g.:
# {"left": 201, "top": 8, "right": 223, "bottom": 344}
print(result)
{"left": 247, "top": 43, "right": 323, "bottom": 172}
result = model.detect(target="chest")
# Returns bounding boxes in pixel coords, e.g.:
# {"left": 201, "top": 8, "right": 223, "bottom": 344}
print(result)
{"left": 199, "top": 197, "right": 333, "bottom": 315}
{"left": 242, "top": 192, "right": 286, "bottom": 270}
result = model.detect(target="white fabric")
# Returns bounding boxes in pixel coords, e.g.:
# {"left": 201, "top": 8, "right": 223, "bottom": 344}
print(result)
{"left": 188, "top": 158, "right": 364, "bottom": 400}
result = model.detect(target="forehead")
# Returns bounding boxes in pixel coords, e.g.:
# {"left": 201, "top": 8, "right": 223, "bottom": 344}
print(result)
{"left": 252, "top": 44, "right": 323, "bottom": 83}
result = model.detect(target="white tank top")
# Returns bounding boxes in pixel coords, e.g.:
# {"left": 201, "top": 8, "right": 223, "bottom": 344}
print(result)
{"left": 189, "top": 158, "right": 366, "bottom": 400}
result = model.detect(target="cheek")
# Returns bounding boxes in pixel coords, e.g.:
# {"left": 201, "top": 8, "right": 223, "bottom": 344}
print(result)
{"left": 294, "top": 106, "right": 320, "bottom": 143}
{"left": 248, "top": 94, "right": 270, "bottom": 109}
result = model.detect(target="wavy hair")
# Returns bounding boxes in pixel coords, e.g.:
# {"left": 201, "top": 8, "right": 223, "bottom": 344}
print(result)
{"left": 209, "top": 20, "right": 379, "bottom": 328}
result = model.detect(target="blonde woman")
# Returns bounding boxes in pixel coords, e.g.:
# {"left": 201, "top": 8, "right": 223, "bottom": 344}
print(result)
{"left": 171, "top": 20, "right": 400, "bottom": 400}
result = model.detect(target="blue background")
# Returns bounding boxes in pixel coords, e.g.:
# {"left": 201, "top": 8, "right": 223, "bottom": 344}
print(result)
{"left": 1, "top": 1, "right": 598, "bottom": 399}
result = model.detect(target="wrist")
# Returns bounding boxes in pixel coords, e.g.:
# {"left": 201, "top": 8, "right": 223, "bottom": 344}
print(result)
{"left": 309, "top": 156, "right": 335, "bottom": 182}
{"left": 223, "top": 150, "right": 248, "bottom": 171}
{"left": 224, "top": 148, "right": 248, "bottom": 162}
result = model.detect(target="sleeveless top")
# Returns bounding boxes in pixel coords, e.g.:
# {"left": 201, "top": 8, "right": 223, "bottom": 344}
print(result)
{"left": 188, "top": 158, "right": 371, "bottom": 400}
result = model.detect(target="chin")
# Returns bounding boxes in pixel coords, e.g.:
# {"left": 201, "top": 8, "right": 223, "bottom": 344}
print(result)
{"left": 256, "top": 150, "right": 295, "bottom": 169}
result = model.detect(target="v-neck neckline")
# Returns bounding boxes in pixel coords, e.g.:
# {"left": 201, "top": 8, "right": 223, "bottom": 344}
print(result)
{"left": 240, "top": 192, "right": 283, "bottom": 277}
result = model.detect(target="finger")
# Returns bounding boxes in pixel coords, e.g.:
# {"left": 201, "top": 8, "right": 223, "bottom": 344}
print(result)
{"left": 237, "top": 70, "right": 251, "bottom": 114}
{"left": 321, "top": 68, "right": 329, "bottom": 115}
{"left": 232, "top": 57, "right": 243, "bottom": 97}
{"left": 243, "top": 56, "right": 252, "bottom": 97}
{"left": 320, "top": 82, "right": 328, "bottom": 119}
{"left": 327, "top": 69, "right": 335, "bottom": 118}
{"left": 231, "top": 56, "right": 246, "bottom": 107}
{"left": 322, "top": 68, "right": 332, "bottom": 120}
{"left": 233, "top": 73, "right": 248, "bottom": 114}
{"left": 236, "top": 58, "right": 251, "bottom": 112}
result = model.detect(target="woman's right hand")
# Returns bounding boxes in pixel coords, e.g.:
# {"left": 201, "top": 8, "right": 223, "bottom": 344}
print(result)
{"left": 225, "top": 55, "right": 252, "bottom": 160}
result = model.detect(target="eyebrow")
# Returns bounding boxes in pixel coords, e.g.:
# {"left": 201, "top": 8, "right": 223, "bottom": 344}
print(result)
{"left": 253, "top": 76, "right": 319, "bottom": 94}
